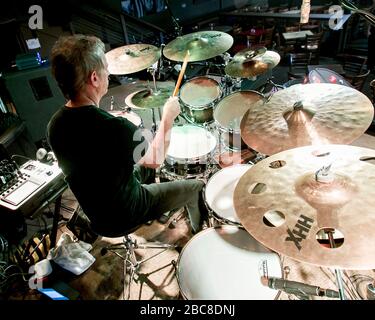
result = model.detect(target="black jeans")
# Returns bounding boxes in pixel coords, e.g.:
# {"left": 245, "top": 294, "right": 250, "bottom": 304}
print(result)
{"left": 134, "top": 165, "right": 205, "bottom": 233}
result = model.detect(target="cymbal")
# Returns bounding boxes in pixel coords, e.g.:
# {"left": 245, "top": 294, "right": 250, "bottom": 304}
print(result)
{"left": 240, "top": 83, "right": 374, "bottom": 155}
{"left": 163, "top": 31, "right": 233, "bottom": 62}
{"left": 233, "top": 47, "right": 267, "bottom": 63}
{"left": 125, "top": 86, "right": 174, "bottom": 109}
{"left": 233, "top": 144, "right": 375, "bottom": 270}
{"left": 225, "top": 50, "right": 280, "bottom": 78}
{"left": 105, "top": 44, "right": 161, "bottom": 75}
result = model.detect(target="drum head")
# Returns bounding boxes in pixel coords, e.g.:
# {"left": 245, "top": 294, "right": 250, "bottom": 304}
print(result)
{"left": 205, "top": 164, "right": 252, "bottom": 223}
{"left": 180, "top": 77, "right": 221, "bottom": 107}
{"left": 108, "top": 110, "right": 142, "bottom": 127}
{"left": 214, "top": 91, "right": 263, "bottom": 132}
{"left": 167, "top": 125, "right": 217, "bottom": 159}
{"left": 177, "top": 226, "right": 282, "bottom": 300}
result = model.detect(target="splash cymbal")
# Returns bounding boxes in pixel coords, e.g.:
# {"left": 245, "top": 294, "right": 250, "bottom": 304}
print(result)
{"left": 106, "top": 44, "right": 161, "bottom": 75}
{"left": 233, "top": 144, "right": 375, "bottom": 270}
{"left": 240, "top": 83, "right": 374, "bottom": 155}
{"left": 163, "top": 31, "right": 233, "bottom": 62}
{"left": 225, "top": 50, "right": 280, "bottom": 78}
{"left": 233, "top": 47, "right": 267, "bottom": 62}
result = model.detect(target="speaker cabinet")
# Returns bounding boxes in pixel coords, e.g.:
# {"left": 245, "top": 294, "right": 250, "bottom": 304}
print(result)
{"left": 3, "top": 65, "right": 65, "bottom": 143}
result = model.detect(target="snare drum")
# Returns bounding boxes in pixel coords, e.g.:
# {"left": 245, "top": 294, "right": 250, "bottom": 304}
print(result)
{"left": 108, "top": 110, "right": 143, "bottom": 127}
{"left": 179, "top": 76, "right": 222, "bottom": 124}
{"left": 204, "top": 164, "right": 252, "bottom": 225}
{"left": 176, "top": 225, "right": 282, "bottom": 300}
{"left": 214, "top": 91, "right": 263, "bottom": 150}
{"left": 163, "top": 125, "right": 217, "bottom": 179}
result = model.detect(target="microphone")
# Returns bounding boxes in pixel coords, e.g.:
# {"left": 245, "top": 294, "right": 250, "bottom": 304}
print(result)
{"left": 261, "top": 276, "right": 340, "bottom": 299}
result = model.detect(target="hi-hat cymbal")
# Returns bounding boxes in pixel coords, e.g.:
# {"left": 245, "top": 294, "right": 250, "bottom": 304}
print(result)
{"left": 106, "top": 44, "right": 161, "bottom": 75}
{"left": 240, "top": 83, "right": 374, "bottom": 155}
{"left": 125, "top": 86, "right": 174, "bottom": 109}
{"left": 233, "top": 144, "right": 375, "bottom": 270}
{"left": 225, "top": 50, "right": 280, "bottom": 78}
{"left": 163, "top": 31, "right": 233, "bottom": 62}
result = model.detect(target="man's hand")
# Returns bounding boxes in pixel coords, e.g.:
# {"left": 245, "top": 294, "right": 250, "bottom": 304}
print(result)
{"left": 162, "top": 96, "right": 181, "bottom": 123}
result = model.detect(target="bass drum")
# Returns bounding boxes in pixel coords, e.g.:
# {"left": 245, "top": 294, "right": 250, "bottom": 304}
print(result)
{"left": 176, "top": 225, "right": 282, "bottom": 300}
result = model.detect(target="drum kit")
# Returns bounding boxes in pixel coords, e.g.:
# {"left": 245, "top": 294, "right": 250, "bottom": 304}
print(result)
{"left": 105, "top": 30, "right": 375, "bottom": 300}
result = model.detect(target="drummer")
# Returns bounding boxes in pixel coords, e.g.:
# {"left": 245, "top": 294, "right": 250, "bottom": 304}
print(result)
{"left": 47, "top": 34, "right": 205, "bottom": 236}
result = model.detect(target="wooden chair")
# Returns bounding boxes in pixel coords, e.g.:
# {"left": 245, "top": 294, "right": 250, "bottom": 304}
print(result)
{"left": 259, "top": 26, "right": 275, "bottom": 49}
{"left": 338, "top": 54, "right": 368, "bottom": 77}
{"left": 288, "top": 52, "right": 312, "bottom": 80}
{"left": 345, "top": 70, "right": 370, "bottom": 92}
{"left": 301, "top": 32, "right": 323, "bottom": 64}
{"left": 370, "top": 79, "right": 375, "bottom": 103}
{"left": 278, "top": 26, "right": 300, "bottom": 57}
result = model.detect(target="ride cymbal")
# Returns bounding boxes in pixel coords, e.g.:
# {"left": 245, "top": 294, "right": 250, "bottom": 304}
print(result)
{"left": 163, "top": 31, "right": 233, "bottom": 62}
{"left": 233, "top": 144, "right": 375, "bottom": 270}
{"left": 240, "top": 83, "right": 374, "bottom": 155}
{"left": 106, "top": 44, "right": 161, "bottom": 75}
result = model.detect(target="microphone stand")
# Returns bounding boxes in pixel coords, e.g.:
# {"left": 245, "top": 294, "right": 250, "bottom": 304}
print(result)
{"left": 165, "top": 0, "right": 183, "bottom": 36}
{"left": 326, "top": 229, "right": 346, "bottom": 300}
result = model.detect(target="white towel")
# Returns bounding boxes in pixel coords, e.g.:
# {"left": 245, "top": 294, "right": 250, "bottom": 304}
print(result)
{"left": 47, "top": 233, "right": 95, "bottom": 275}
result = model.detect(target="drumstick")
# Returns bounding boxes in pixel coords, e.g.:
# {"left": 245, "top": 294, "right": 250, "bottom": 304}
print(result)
{"left": 173, "top": 51, "right": 190, "bottom": 97}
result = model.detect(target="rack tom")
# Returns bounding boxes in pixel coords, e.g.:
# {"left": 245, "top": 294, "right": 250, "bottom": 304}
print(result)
{"left": 179, "top": 76, "right": 222, "bottom": 124}
{"left": 214, "top": 91, "right": 263, "bottom": 150}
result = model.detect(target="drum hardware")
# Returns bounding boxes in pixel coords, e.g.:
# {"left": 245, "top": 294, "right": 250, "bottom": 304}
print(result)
{"left": 240, "top": 83, "right": 375, "bottom": 155}
{"left": 261, "top": 276, "right": 340, "bottom": 299}
{"left": 110, "top": 96, "right": 114, "bottom": 111}
{"left": 258, "top": 77, "right": 284, "bottom": 96}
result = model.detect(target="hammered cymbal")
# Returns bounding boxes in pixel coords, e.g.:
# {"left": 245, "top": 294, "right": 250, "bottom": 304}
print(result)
{"left": 163, "top": 31, "right": 233, "bottom": 62}
{"left": 233, "top": 144, "right": 375, "bottom": 270}
{"left": 240, "top": 83, "right": 374, "bottom": 155}
{"left": 225, "top": 50, "right": 280, "bottom": 78}
{"left": 125, "top": 86, "right": 174, "bottom": 109}
{"left": 106, "top": 44, "right": 161, "bottom": 75}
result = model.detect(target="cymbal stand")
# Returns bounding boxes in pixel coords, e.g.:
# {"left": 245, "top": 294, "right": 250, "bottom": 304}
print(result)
{"left": 259, "top": 77, "right": 284, "bottom": 95}
{"left": 147, "top": 67, "right": 160, "bottom": 134}
{"left": 326, "top": 229, "right": 346, "bottom": 300}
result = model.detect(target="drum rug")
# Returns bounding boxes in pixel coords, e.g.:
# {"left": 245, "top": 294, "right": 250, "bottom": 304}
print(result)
{"left": 66, "top": 208, "right": 375, "bottom": 300}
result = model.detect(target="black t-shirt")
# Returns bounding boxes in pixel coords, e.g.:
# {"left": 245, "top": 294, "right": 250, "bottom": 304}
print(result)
{"left": 47, "top": 105, "right": 151, "bottom": 235}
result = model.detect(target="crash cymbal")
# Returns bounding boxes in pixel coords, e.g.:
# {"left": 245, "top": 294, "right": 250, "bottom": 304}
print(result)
{"left": 233, "top": 47, "right": 266, "bottom": 63}
{"left": 233, "top": 144, "right": 375, "bottom": 270}
{"left": 225, "top": 50, "right": 280, "bottom": 78}
{"left": 125, "top": 85, "right": 174, "bottom": 109}
{"left": 105, "top": 44, "right": 161, "bottom": 75}
{"left": 240, "top": 83, "right": 374, "bottom": 155}
{"left": 163, "top": 31, "right": 233, "bottom": 62}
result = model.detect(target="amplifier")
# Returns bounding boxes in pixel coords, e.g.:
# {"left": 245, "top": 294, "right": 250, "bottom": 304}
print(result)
{"left": 0, "top": 159, "right": 66, "bottom": 216}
